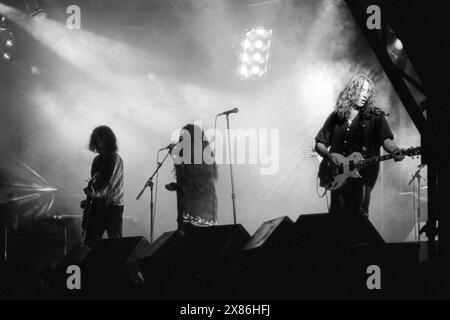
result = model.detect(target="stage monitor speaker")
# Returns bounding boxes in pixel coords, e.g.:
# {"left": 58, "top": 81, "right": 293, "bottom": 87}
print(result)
{"left": 138, "top": 230, "right": 184, "bottom": 288}
{"left": 53, "top": 242, "right": 90, "bottom": 270}
{"left": 47, "top": 242, "right": 90, "bottom": 294}
{"left": 238, "top": 216, "right": 296, "bottom": 299}
{"left": 294, "top": 213, "right": 384, "bottom": 253}
{"left": 181, "top": 224, "right": 250, "bottom": 257}
{"left": 243, "top": 216, "right": 295, "bottom": 252}
{"left": 139, "top": 225, "right": 250, "bottom": 299}
{"left": 145, "top": 230, "right": 184, "bottom": 257}
{"left": 291, "top": 213, "right": 385, "bottom": 298}
{"left": 182, "top": 224, "right": 251, "bottom": 298}
{"left": 81, "top": 236, "right": 152, "bottom": 290}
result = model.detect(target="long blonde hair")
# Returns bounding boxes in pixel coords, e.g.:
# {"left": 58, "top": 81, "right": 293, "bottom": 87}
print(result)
{"left": 335, "top": 74, "right": 378, "bottom": 120}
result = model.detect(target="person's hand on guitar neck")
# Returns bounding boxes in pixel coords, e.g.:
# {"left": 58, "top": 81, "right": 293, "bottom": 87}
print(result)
{"left": 392, "top": 148, "right": 405, "bottom": 162}
{"left": 383, "top": 138, "right": 405, "bottom": 162}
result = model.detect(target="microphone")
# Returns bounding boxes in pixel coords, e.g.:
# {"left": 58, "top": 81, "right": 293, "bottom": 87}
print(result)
{"left": 160, "top": 135, "right": 185, "bottom": 151}
{"left": 159, "top": 143, "right": 176, "bottom": 151}
{"left": 217, "top": 107, "right": 239, "bottom": 116}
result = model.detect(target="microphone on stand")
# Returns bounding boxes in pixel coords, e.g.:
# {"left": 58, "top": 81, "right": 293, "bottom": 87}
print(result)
{"left": 159, "top": 142, "right": 176, "bottom": 152}
{"left": 214, "top": 107, "right": 239, "bottom": 224}
{"left": 216, "top": 107, "right": 239, "bottom": 117}
{"left": 159, "top": 135, "right": 184, "bottom": 152}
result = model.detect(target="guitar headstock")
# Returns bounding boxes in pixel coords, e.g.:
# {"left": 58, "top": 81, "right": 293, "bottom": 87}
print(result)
{"left": 404, "top": 146, "right": 421, "bottom": 158}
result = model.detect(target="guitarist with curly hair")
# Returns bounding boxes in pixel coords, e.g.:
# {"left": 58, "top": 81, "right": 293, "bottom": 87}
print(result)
{"left": 315, "top": 74, "right": 405, "bottom": 219}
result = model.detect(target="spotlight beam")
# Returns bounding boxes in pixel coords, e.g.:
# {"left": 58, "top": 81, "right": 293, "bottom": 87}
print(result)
{"left": 247, "top": 0, "right": 283, "bottom": 7}
{"left": 0, "top": 2, "right": 187, "bottom": 132}
{"left": 0, "top": 3, "right": 169, "bottom": 79}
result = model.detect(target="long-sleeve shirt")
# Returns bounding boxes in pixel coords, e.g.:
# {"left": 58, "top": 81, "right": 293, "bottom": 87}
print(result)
{"left": 91, "top": 152, "right": 124, "bottom": 208}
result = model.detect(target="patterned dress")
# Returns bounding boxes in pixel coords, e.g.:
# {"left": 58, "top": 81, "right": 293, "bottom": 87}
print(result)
{"left": 175, "top": 164, "right": 217, "bottom": 229}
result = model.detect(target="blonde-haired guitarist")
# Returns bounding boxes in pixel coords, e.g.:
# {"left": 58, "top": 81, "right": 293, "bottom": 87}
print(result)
{"left": 315, "top": 74, "right": 404, "bottom": 218}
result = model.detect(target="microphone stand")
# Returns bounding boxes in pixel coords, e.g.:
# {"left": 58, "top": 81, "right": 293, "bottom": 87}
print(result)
{"left": 408, "top": 164, "right": 425, "bottom": 242}
{"left": 136, "top": 148, "right": 172, "bottom": 243}
{"left": 225, "top": 114, "right": 237, "bottom": 224}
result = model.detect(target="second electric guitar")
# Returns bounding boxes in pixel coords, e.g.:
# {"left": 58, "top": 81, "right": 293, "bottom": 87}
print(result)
{"left": 318, "top": 146, "right": 421, "bottom": 191}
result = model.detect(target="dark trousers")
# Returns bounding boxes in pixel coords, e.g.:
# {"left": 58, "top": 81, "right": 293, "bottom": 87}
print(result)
{"left": 329, "top": 178, "right": 374, "bottom": 249}
{"left": 330, "top": 178, "right": 372, "bottom": 218}
{"left": 84, "top": 206, "right": 123, "bottom": 248}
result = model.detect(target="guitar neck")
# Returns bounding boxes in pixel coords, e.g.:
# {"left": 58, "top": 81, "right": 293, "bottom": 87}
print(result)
{"left": 357, "top": 153, "right": 395, "bottom": 169}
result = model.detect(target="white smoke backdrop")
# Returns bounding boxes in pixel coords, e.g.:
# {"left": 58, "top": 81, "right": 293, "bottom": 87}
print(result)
{"left": 0, "top": 0, "right": 422, "bottom": 242}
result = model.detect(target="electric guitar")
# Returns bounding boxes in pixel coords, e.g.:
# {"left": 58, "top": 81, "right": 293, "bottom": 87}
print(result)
{"left": 318, "top": 146, "right": 421, "bottom": 191}
{"left": 80, "top": 172, "right": 99, "bottom": 234}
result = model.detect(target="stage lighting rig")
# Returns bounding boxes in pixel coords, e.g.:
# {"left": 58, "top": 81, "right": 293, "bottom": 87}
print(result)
{"left": 0, "top": 16, "right": 14, "bottom": 62}
{"left": 239, "top": 27, "right": 273, "bottom": 80}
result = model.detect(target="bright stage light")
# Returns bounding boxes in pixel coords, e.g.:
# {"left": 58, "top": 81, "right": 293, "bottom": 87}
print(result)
{"left": 0, "top": 28, "right": 14, "bottom": 62}
{"left": 255, "top": 28, "right": 265, "bottom": 36}
{"left": 240, "top": 65, "right": 249, "bottom": 76}
{"left": 239, "top": 27, "right": 273, "bottom": 80}
{"left": 30, "top": 65, "right": 41, "bottom": 76}
{"left": 0, "top": 15, "right": 10, "bottom": 30}
{"left": 2, "top": 51, "right": 10, "bottom": 60}
{"left": 393, "top": 38, "right": 403, "bottom": 51}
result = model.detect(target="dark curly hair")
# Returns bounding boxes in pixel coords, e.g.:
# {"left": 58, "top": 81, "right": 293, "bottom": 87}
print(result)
{"left": 88, "top": 125, "right": 118, "bottom": 153}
